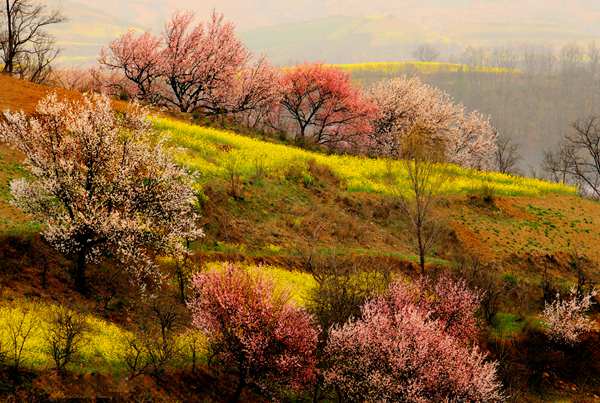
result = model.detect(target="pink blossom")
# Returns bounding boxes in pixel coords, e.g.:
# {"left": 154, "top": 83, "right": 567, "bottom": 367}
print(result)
{"left": 189, "top": 264, "right": 319, "bottom": 400}
{"left": 324, "top": 278, "right": 503, "bottom": 402}
{"left": 278, "top": 63, "right": 378, "bottom": 150}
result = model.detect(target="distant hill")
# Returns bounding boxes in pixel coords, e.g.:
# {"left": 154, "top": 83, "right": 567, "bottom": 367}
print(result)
{"left": 48, "top": 0, "right": 600, "bottom": 65}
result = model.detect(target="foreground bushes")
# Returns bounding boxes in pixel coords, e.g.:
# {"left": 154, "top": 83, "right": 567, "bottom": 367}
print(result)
{"left": 187, "top": 264, "right": 505, "bottom": 401}
{"left": 188, "top": 265, "right": 319, "bottom": 401}
{"left": 324, "top": 277, "right": 504, "bottom": 402}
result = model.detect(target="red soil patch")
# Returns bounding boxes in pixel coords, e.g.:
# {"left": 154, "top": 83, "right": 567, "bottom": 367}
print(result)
{"left": 0, "top": 73, "right": 128, "bottom": 114}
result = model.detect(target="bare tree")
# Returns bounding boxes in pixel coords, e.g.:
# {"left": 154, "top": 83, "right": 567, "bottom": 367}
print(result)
{"left": 397, "top": 127, "right": 449, "bottom": 273}
{"left": 495, "top": 136, "right": 522, "bottom": 174}
{"left": 543, "top": 145, "right": 571, "bottom": 184}
{"left": 2, "top": 304, "right": 39, "bottom": 371}
{"left": 544, "top": 117, "right": 600, "bottom": 198}
{"left": 46, "top": 307, "right": 88, "bottom": 374}
{"left": 17, "top": 33, "right": 58, "bottom": 83}
{"left": 413, "top": 44, "right": 440, "bottom": 62}
{"left": 0, "top": 0, "right": 64, "bottom": 81}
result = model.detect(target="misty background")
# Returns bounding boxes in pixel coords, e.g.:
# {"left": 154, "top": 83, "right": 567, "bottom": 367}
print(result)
{"left": 46, "top": 0, "right": 600, "bottom": 170}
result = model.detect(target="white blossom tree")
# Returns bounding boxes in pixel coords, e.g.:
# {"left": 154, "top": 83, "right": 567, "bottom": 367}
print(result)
{"left": 542, "top": 287, "right": 596, "bottom": 345}
{"left": 0, "top": 93, "right": 203, "bottom": 293}
{"left": 368, "top": 76, "right": 498, "bottom": 169}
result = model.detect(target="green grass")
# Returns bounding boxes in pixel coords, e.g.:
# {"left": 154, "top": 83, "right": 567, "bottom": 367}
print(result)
{"left": 155, "top": 117, "right": 575, "bottom": 198}
{"left": 490, "top": 312, "right": 527, "bottom": 339}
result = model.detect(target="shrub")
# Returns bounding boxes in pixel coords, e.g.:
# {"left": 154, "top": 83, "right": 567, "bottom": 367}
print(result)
{"left": 46, "top": 307, "right": 88, "bottom": 373}
{"left": 1, "top": 304, "right": 39, "bottom": 371}
{"left": 542, "top": 287, "right": 596, "bottom": 345}
{"left": 124, "top": 335, "right": 150, "bottom": 378}
{"left": 189, "top": 264, "right": 319, "bottom": 402}
{"left": 306, "top": 255, "right": 391, "bottom": 342}
{"left": 123, "top": 301, "right": 183, "bottom": 378}
{"left": 457, "top": 256, "right": 501, "bottom": 324}
{"left": 144, "top": 303, "right": 182, "bottom": 375}
{"left": 224, "top": 154, "right": 244, "bottom": 200}
{"left": 324, "top": 279, "right": 503, "bottom": 402}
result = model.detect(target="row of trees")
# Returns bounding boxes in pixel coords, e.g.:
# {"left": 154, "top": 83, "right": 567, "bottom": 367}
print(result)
{"left": 457, "top": 42, "right": 600, "bottom": 76}
{"left": 88, "top": 12, "right": 499, "bottom": 169}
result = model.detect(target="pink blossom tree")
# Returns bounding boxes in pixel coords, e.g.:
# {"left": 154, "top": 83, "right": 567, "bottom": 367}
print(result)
{"left": 278, "top": 63, "right": 377, "bottom": 149}
{"left": 100, "top": 12, "right": 277, "bottom": 117}
{"left": 368, "top": 76, "right": 498, "bottom": 169}
{"left": 0, "top": 93, "right": 203, "bottom": 293}
{"left": 542, "top": 287, "right": 597, "bottom": 345}
{"left": 324, "top": 278, "right": 503, "bottom": 402}
{"left": 189, "top": 265, "right": 319, "bottom": 401}
{"left": 429, "top": 275, "right": 483, "bottom": 341}
{"left": 99, "top": 30, "right": 164, "bottom": 104}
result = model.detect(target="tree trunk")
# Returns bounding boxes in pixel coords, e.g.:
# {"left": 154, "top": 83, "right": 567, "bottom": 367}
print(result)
{"left": 73, "top": 250, "right": 88, "bottom": 294}
{"left": 312, "top": 380, "right": 321, "bottom": 403}
{"left": 4, "top": 0, "right": 13, "bottom": 74}
{"left": 176, "top": 262, "right": 186, "bottom": 303}
{"left": 297, "top": 124, "right": 307, "bottom": 144}
{"left": 230, "top": 375, "right": 245, "bottom": 403}
{"left": 417, "top": 230, "right": 426, "bottom": 274}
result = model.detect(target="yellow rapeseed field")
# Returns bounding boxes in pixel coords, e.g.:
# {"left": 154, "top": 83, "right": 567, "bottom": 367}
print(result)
{"left": 155, "top": 117, "right": 575, "bottom": 198}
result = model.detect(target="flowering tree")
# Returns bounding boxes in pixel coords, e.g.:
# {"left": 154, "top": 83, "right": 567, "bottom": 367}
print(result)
{"left": 0, "top": 93, "right": 202, "bottom": 293}
{"left": 542, "top": 287, "right": 597, "bottom": 345}
{"left": 427, "top": 275, "right": 483, "bottom": 341}
{"left": 324, "top": 278, "right": 503, "bottom": 402}
{"left": 99, "top": 31, "right": 164, "bottom": 104}
{"left": 278, "top": 63, "right": 377, "bottom": 149}
{"left": 189, "top": 265, "right": 319, "bottom": 402}
{"left": 368, "top": 76, "right": 498, "bottom": 169}
{"left": 452, "top": 110, "right": 498, "bottom": 170}
{"left": 100, "top": 12, "right": 277, "bottom": 117}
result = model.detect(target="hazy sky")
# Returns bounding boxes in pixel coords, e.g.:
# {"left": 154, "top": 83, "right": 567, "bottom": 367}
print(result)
{"left": 50, "top": 0, "right": 600, "bottom": 64}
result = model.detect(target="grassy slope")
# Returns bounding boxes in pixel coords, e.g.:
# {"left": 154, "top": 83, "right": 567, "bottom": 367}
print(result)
{"left": 157, "top": 118, "right": 591, "bottom": 263}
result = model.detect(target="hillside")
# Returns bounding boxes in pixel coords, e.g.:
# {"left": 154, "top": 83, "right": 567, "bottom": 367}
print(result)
{"left": 1, "top": 75, "right": 600, "bottom": 400}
